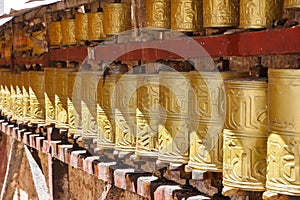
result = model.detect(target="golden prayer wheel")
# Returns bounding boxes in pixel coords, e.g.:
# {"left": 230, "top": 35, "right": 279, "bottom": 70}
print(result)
{"left": 114, "top": 74, "right": 138, "bottom": 153}
{"left": 136, "top": 74, "right": 160, "bottom": 157}
{"left": 44, "top": 68, "right": 56, "bottom": 124}
{"left": 2, "top": 71, "right": 11, "bottom": 115}
{"left": 223, "top": 79, "right": 268, "bottom": 191}
{"left": 103, "top": 3, "right": 132, "bottom": 35}
{"left": 203, "top": 0, "right": 239, "bottom": 28}
{"left": 266, "top": 68, "right": 300, "bottom": 195}
{"left": 240, "top": 0, "right": 284, "bottom": 29}
{"left": 88, "top": 12, "right": 106, "bottom": 40}
{"left": 171, "top": 0, "right": 202, "bottom": 32}
{"left": 284, "top": 0, "right": 300, "bottom": 9}
{"left": 32, "top": 31, "right": 47, "bottom": 55}
{"left": 15, "top": 74, "right": 23, "bottom": 120}
{"left": 188, "top": 71, "right": 248, "bottom": 172}
{"left": 49, "top": 21, "right": 62, "bottom": 46}
{"left": 61, "top": 19, "right": 76, "bottom": 45}
{"left": 97, "top": 75, "right": 117, "bottom": 150}
{"left": 67, "top": 71, "right": 82, "bottom": 138}
{"left": 146, "top": 0, "right": 171, "bottom": 29}
{"left": 158, "top": 71, "right": 191, "bottom": 164}
{"left": 10, "top": 74, "right": 17, "bottom": 118}
{"left": 22, "top": 72, "right": 31, "bottom": 121}
{"left": 29, "top": 71, "right": 45, "bottom": 123}
{"left": 75, "top": 13, "right": 88, "bottom": 41}
{"left": 0, "top": 69, "right": 10, "bottom": 113}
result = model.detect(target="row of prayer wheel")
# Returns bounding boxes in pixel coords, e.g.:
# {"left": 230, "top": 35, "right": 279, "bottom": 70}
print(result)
{"left": 1, "top": 68, "right": 300, "bottom": 195}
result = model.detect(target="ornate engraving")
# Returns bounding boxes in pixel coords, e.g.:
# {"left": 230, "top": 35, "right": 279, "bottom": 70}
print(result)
{"left": 223, "top": 130, "right": 267, "bottom": 190}
{"left": 171, "top": 0, "right": 201, "bottom": 32}
{"left": 2, "top": 72, "right": 11, "bottom": 115}
{"left": 14, "top": 74, "right": 23, "bottom": 119}
{"left": 61, "top": 19, "right": 76, "bottom": 45}
{"left": 97, "top": 111, "right": 115, "bottom": 148}
{"left": 88, "top": 12, "right": 106, "bottom": 40}
{"left": 203, "top": 0, "right": 239, "bottom": 28}
{"left": 49, "top": 21, "right": 62, "bottom": 46}
{"left": 45, "top": 68, "right": 56, "bottom": 123}
{"left": 284, "top": 0, "right": 300, "bottom": 9}
{"left": 103, "top": 3, "right": 132, "bottom": 35}
{"left": 22, "top": 72, "right": 31, "bottom": 120}
{"left": 240, "top": 0, "right": 283, "bottom": 29}
{"left": 75, "top": 13, "right": 88, "bottom": 41}
{"left": 146, "top": 0, "right": 171, "bottom": 29}
{"left": 29, "top": 72, "right": 45, "bottom": 123}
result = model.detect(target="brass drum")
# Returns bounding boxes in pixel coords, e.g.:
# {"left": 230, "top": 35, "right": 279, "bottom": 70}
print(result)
{"left": 0, "top": 69, "right": 10, "bottom": 113}
{"left": 240, "top": 0, "right": 283, "bottom": 29}
{"left": 75, "top": 13, "right": 88, "bottom": 41}
{"left": 2, "top": 71, "right": 11, "bottom": 115}
{"left": 223, "top": 79, "right": 268, "bottom": 191}
{"left": 15, "top": 74, "right": 23, "bottom": 120}
{"left": 32, "top": 31, "right": 47, "bottom": 55}
{"left": 61, "top": 19, "right": 76, "bottom": 45}
{"left": 49, "top": 21, "right": 62, "bottom": 46}
{"left": 203, "top": 0, "right": 239, "bottom": 28}
{"left": 22, "top": 72, "right": 31, "bottom": 121}
{"left": 10, "top": 74, "right": 17, "bottom": 118}
{"left": 284, "top": 0, "right": 300, "bottom": 9}
{"left": 146, "top": 0, "right": 171, "bottom": 29}
{"left": 103, "top": 3, "right": 131, "bottom": 35}
{"left": 45, "top": 68, "right": 56, "bottom": 124}
{"left": 171, "top": 0, "right": 202, "bottom": 32}
{"left": 88, "top": 12, "right": 106, "bottom": 40}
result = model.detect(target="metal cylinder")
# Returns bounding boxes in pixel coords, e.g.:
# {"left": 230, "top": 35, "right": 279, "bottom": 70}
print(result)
{"left": 29, "top": 71, "right": 45, "bottom": 123}
{"left": 223, "top": 79, "right": 268, "bottom": 191}
{"left": 49, "top": 21, "right": 62, "bottom": 46}
{"left": 88, "top": 12, "right": 106, "bottom": 40}
{"left": 114, "top": 74, "right": 138, "bottom": 153}
{"left": 188, "top": 71, "right": 248, "bottom": 172}
{"left": 284, "top": 0, "right": 300, "bottom": 9}
{"left": 15, "top": 74, "right": 23, "bottom": 120}
{"left": 10, "top": 74, "right": 17, "bottom": 118}
{"left": 171, "top": 0, "right": 202, "bottom": 32}
{"left": 267, "top": 68, "right": 300, "bottom": 195}
{"left": 97, "top": 75, "right": 117, "bottom": 150}
{"left": 75, "top": 13, "right": 88, "bottom": 41}
{"left": 203, "top": 0, "right": 239, "bottom": 28}
{"left": 136, "top": 74, "right": 160, "bottom": 157}
{"left": 103, "top": 3, "right": 132, "bottom": 35}
{"left": 2, "top": 71, "right": 11, "bottom": 115}
{"left": 45, "top": 68, "right": 56, "bottom": 124}
{"left": 67, "top": 71, "right": 82, "bottom": 138}
{"left": 240, "top": 0, "right": 283, "bottom": 29}
{"left": 0, "top": 69, "right": 10, "bottom": 112}
{"left": 146, "top": 0, "right": 171, "bottom": 29}
{"left": 32, "top": 31, "right": 47, "bottom": 55}
{"left": 61, "top": 19, "right": 76, "bottom": 45}
{"left": 22, "top": 72, "right": 30, "bottom": 121}
{"left": 158, "top": 72, "right": 191, "bottom": 164}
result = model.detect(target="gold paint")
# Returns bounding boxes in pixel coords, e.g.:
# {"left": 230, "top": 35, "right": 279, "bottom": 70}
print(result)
{"left": 29, "top": 71, "right": 45, "bottom": 123}
{"left": 103, "top": 3, "right": 132, "bottom": 35}
{"left": 61, "top": 19, "right": 76, "bottom": 45}
{"left": 67, "top": 71, "right": 82, "bottom": 137}
{"left": 171, "top": 0, "right": 202, "bottom": 32}
{"left": 22, "top": 72, "right": 31, "bottom": 121}
{"left": 136, "top": 75, "right": 160, "bottom": 157}
{"left": 15, "top": 74, "right": 23, "bottom": 120}
{"left": 2, "top": 71, "right": 11, "bottom": 115}
{"left": 49, "top": 21, "right": 62, "bottom": 46}
{"left": 158, "top": 72, "right": 191, "bottom": 164}
{"left": 0, "top": 69, "right": 10, "bottom": 112}
{"left": 268, "top": 69, "right": 300, "bottom": 133}
{"left": 114, "top": 74, "right": 138, "bottom": 153}
{"left": 188, "top": 71, "right": 248, "bottom": 172}
{"left": 203, "top": 0, "right": 239, "bottom": 28}
{"left": 240, "top": 0, "right": 283, "bottom": 29}
{"left": 32, "top": 31, "right": 47, "bottom": 55}
{"left": 223, "top": 79, "right": 268, "bottom": 191}
{"left": 146, "top": 0, "right": 171, "bottom": 29}
{"left": 75, "top": 13, "right": 88, "bottom": 41}
{"left": 88, "top": 12, "right": 106, "bottom": 40}
{"left": 10, "top": 74, "right": 17, "bottom": 118}
{"left": 284, "top": 0, "right": 300, "bottom": 9}
{"left": 44, "top": 68, "right": 56, "bottom": 124}
{"left": 267, "top": 131, "right": 300, "bottom": 195}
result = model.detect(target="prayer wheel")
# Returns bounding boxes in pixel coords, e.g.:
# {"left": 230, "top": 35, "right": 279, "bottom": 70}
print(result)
{"left": 284, "top": 0, "right": 300, "bottom": 9}
{"left": 29, "top": 71, "right": 45, "bottom": 123}
{"left": 267, "top": 69, "right": 300, "bottom": 195}
{"left": 240, "top": 0, "right": 283, "bottom": 29}
{"left": 15, "top": 74, "right": 23, "bottom": 120}
{"left": 203, "top": 0, "right": 239, "bottom": 28}
{"left": 88, "top": 12, "right": 106, "bottom": 40}
{"left": 49, "top": 21, "right": 62, "bottom": 46}
{"left": 45, "top": 68, "right": 56, "bottom": 124}
{"left": 32, "top": 31, "right": 46, "bottom": 55}
{"left": 0, "top": 69, "right": 10, "bottom": 113}
{"left": 22, "top": 72, "right": 31, "bottom": 121}
{"left": 67, "top": 71, "right": 82, "bottom": 138}
{"left": 146, "top": 0, "right": 171, "bottom": 29}
{"left": 97, "top": 75, "right": 117, "bottom": 150}
{"left": 75, "top": 13, "right": 88, "bottom": 41}
{"left": 223, "top": 78, "right": 268, "bottom": 191}
{"left": 136, "top": 74, "right": 160, "bottom": 157}
{"left": 188, "top": 71, "right": 248, "bottom": 172}
{"left": 158, "top": 71, "right": 191, "bottom": 164}
{"left": 61, "top": 19, "right": 76, "bottom": 45}
{"left": 10, "top": 74, "right": 17, "bottom": 118}
{"left": 114, "top": 74, "right": 138, "bottom": 153}
{"left": 171, "top": 0, "right": 202, "bottom": 32}
{"left": 103, "top": 3, "right": 132, "bottom": 35}
{"left": 2, "top": 71, "right": 11, "bottom": 115}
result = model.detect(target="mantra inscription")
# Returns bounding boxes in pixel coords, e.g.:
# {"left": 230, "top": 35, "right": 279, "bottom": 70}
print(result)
{"left": 49, "top": 21, "right": 61, "bottom": 46}
{"left": 29, "top": 72, "right": 45, "bottom": 123}
{"left": 146, "top": 0, "right": 171, "bottom": 29}
{"left": 75, "top": 13, "right": 88, "bottom": 41}
{"left": 45, "top": 68, "right": 56, "bottom": 123}
{"left": 61, "top": 19, "right": 76, "bottom": 45}
{"left": 88, "top": 12, "right": 106, "bottom": 40}
{"left": 22, "top": 72, "right": 30, "bottom": 120}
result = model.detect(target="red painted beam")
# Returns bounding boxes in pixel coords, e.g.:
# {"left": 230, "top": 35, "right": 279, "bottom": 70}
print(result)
{"left": 49, "top": 46, "right": 88, "bottom": 62}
